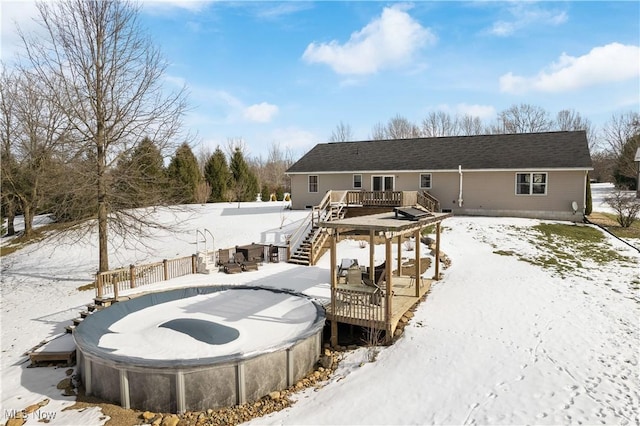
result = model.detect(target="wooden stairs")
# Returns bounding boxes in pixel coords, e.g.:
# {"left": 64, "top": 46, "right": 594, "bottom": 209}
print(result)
{"left": 64, "top": 298, "right": 112, "bottom": 334}
{"left": 288, "top": 198, "right": 347, "bottom": 266}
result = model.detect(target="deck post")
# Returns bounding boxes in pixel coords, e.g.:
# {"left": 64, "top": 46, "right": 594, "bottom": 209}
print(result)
{"left": 434, "top": 222, "right": 441, "bottom": 280}
{"left": 329, "top": 230, "right": 338, "bottom": 348}
{"left": 414, "top": 228, "right": 421, "bottom": 297}
{"left": 368, "top": 230, "right": 375, "bottom": 280}
{"left": 385, "top": 236, "right": 393, "bottom": 343}
{"left": 396, "top": 235, "right": 402, "bottom": 277}
{"left": 130, "top": 264, "right": 136, "bottom": 288}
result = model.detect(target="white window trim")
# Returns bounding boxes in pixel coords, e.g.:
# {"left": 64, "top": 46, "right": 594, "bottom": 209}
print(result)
{"left": 419, "top": 173, "right": 432, "bottom": 189}
{"left": 308, "top": 175, "right": 318, "bottom": 193}
{"left": 353, "top": 174, "right": 362, "bottom": 189}
{"left": 515, "top": 172, "right": 548, "bottom": 196}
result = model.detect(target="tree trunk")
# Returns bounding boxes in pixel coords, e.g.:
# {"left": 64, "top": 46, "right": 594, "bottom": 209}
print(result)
{"left": 23, "top": 203, "right": 33, "bottom": 237}
{"left": 97, "top": 131, "right": 109, "bottom": 272}
{"left": 5, "top": 198, "right": 16, "bottom": 236}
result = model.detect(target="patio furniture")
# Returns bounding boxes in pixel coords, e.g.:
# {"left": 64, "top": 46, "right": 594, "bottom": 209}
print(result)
{"left": 218, "top": 249, "right": 242, "bottom": 274}
{"left": 338, "top": 258, "right": 358, "bottom": 284}
{"left": 235, "top": 244, "right": 264, "bottom": 263}
{"left": 366, "top": 261, "right": 387, "bottom": 283}
{"left": 234, "top": 252, "right": 259, "bottom": 272}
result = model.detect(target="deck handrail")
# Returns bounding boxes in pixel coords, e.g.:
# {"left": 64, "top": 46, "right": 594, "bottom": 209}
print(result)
{"left": 417, "top": 190, "right": 441, "bottom": 212}
{"left": 96, "top": 254, "right": 197, "bottom": 299}
{"left": 346, "top": 191, "right": 402, "bottom": 207}
{"left": 286, "top": 191, "right": 333, "bottom": 261}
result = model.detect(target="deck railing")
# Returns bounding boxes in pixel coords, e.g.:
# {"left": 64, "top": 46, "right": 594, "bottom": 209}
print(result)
{"left": 417, "top": 191, "right": 441, "bottom": 212}
{"left": 345, "top": 191, "right": 402, "bottom": 207}
{"left": 333, "top": 286, "right": 386, "bottom": 327}
{"left": 96, "top": 255, "right": 196, "bottom": 299}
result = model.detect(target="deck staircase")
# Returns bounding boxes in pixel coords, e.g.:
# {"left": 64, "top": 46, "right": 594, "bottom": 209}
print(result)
{"left": 288, "top": 192, "right": 347, "bottom": 266}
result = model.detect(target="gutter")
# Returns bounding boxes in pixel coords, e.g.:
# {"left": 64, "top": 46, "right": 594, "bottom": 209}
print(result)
{"left": 458, "top": 165, "right": 463, "bottom": 207}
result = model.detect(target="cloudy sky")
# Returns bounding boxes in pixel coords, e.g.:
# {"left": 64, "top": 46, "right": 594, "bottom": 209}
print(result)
{"left": 1, "top": 1, "right": 639, "bottom": 159}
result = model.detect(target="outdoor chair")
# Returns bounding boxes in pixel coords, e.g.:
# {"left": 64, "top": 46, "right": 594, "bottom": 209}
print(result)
{"left": 218, "top": 249, "right": 242, "bottom": 274}
{"left": 337, "top": 258, "right": 358, "bottom": 283}
{"left": 234, "top": 252, "right": 259, "bottom": 272}
{"left": 366, "top": 260, "right": 387, "bottom": 284}
{"left": 362, "top": 268, "right": 385, "bottom": 306}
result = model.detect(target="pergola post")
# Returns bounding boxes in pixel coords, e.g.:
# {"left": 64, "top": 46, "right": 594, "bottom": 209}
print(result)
{"left": 329, "top": 230, "right": 338, "bottom": 348}
{"left": 434, "top": 222, "right": 441, "bottom": 280}
{"left": 385, "top": 236, "right": 393, "bottom": 343}
{"left": 396, "top": 235, "right": 402, "bottom": 277}
{"left": 369, "top": 229, "right": 375, "bottom": 280}
{"left": 414, "top": 228, "right": 421, "bottom": 297}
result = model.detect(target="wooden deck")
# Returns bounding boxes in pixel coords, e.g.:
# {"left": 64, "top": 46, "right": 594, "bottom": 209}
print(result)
{"left": 325, "top": 275, "right": 432, "bottom": 336}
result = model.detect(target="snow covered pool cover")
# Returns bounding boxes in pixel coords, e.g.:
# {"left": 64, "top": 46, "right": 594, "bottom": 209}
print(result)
{"left": 74, "top": 286, "right": 326, "bottom": 368}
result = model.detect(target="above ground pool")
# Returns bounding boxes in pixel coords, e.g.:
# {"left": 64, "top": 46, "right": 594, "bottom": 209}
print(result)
{"left": 74, "top": 286, "right": 326, "bottom": 413}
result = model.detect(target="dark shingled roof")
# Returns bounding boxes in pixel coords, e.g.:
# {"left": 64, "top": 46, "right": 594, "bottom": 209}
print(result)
{"left": 287, "top": 131, "right": 592, "bottom": 173}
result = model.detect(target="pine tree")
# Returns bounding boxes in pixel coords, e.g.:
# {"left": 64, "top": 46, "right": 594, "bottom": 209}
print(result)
{"left": 114, "top": 137, "right": 167, "bottom": 208}
{"left": 204, "top": 147, "right": 230, "bottom": 202}
{"left": 167, "top": 143, "right": 201, "bottom": 203}
{"left": 229, "top": 147, "right": 259, "bottom": 202}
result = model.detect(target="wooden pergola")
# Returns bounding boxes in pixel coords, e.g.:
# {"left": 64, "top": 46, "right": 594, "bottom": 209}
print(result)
{"left": 320, "top": 210, "right": 452, "bottom": 346}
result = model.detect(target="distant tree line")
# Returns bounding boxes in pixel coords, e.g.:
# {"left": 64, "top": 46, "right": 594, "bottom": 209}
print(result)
{"left": 329, "top": 104, "right": 639, "bottom": 190}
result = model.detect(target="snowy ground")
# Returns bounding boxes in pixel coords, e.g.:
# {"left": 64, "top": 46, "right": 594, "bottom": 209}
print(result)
{"left": 1, "top": 192, "right": 639, "bottom": 425}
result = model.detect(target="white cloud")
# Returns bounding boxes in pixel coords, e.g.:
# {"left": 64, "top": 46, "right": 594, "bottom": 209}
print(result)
{"left": 500, "top": 43, "right": 640, "bottom": 94}
{"left": 1, "top": 1, "right": 41, "bottom": 62}
{"left": 141, "top": 0, "right": 208, "bottom": 14}
{"left": 455, "top": 103, "right": 496, "bottom": 120}
{"left": 489, "top": 4, "right": 568, "bottom": 37}
{"left": 268, "top": 127, "right": 318, "bottom": 154}
{"left": 243, "top": 102, "right": 279, "bottom": 123}
{"left": 302, "top": 4, "right": 436, "bottom": 75}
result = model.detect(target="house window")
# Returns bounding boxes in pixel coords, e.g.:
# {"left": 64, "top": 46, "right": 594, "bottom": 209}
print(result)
{"left": 308, "top": 175, "right": 318, "bottom": 193}
{"left": 516, "top": 172, "right": 547, "bottom": 195}
{"left": 419, "top": 173, "right": 432, "bottom": 189}
{"left": 353, "top": 174, "right": 362, "bottom": 189}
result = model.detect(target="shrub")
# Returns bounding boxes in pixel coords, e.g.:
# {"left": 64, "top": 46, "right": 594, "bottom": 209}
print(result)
{"left": 604, "top": 187, "right": 640, "bottom": 227}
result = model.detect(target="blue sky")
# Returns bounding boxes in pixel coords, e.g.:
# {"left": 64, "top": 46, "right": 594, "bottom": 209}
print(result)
{"left": 2, "top": 1, "right": 639, "bottom": 160}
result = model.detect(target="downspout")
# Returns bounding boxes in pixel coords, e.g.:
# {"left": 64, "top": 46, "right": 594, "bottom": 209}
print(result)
{"left": 458, "top": 165, "right": 463, "bottom": 207}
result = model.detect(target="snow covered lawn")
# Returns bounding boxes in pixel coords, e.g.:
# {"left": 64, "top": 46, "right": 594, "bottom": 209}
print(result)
{"left": 1, "top": 198, "right": 638, "bottom": 425}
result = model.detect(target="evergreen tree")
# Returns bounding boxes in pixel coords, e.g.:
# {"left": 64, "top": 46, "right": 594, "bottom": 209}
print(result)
{"left": 114, "top": 137, "right": 167, "bottom": 208}
{"left": 204, "top": 147, "right": 230, "bottom": 202}
{"left": 167, "top": 143, "right": 201, "bottom": 203}
{"left": 229, "top": 147, "right": 259, "bottom": 202}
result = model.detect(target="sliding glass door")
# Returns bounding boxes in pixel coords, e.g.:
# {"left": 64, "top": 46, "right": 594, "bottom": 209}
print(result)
{"left": 372, "top": 175, "right": 394, "bottom": 191}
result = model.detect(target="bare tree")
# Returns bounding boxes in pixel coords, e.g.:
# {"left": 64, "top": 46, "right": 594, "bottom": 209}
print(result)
{"left": 370, "top": 121, "right": 388, "bottom": 140}
{"left": 387, "top": 115, "right": 420, "bottom": 139}
{"left": 457, "top": 114, "right": 484, "bottom": 136}
{"left": 601, "top": 112, "right": 640, "bottom": 159}
{"left": 0, "top": 68, "right": 70, "bottom": 237}
{"left": 421, "top": 111, "right": 459, "bottom": 137}
{"left": 495, "top": 104, "right": 553, "bottom": 134}
{"left": 265, "top": 142, "right": 293, "bottom": 192}
{"left": 329, "top": 121, "right": 354, "bottom": 142}
{"left": 601, "top": 112, "right": 640, "bottom": 187}
{"left": 20, "top": 0, "right": 189, "bottom": 271}
{"left": 555, "top": 109, "right": 597, "bottom": 150}
{"left": 225, "top": 137, "right": 248, "bottom": 158}
{"left": 0, "top": 68, "right": 19, "bottom": 235}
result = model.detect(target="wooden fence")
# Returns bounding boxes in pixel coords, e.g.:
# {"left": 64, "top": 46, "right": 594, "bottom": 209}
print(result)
{"left": 95, "top": 243, "right": 287, "bottom": 299}
{"left": 96, "top": 255, "right": 196, "bottom": 299}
